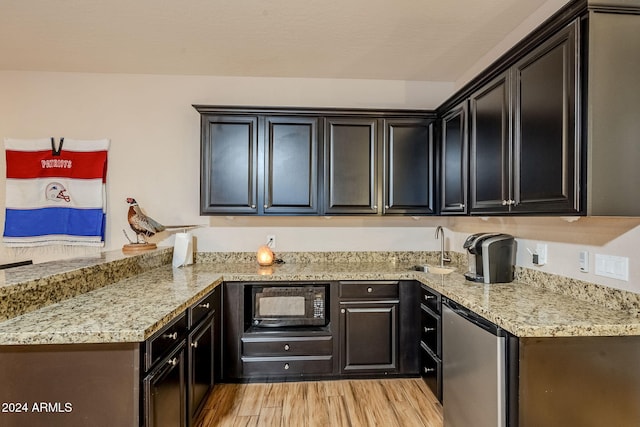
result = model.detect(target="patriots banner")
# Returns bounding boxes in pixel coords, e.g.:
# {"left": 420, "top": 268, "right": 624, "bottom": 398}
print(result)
{"left": 3, "top": 137, "right": 109, "bottom": 247}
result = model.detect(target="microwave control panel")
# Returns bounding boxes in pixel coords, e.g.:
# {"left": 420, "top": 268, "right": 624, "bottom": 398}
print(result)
{"left": 313, "top": 294, "right": 324, "bottom": 318}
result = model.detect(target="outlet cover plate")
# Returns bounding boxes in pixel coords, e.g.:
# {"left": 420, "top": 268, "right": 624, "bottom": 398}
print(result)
{"left": 594, "top": 254, "right": 628, "bottom": 281}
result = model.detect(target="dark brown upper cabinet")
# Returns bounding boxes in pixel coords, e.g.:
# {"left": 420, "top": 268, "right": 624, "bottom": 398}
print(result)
{"left": 469, "top": 72, "right": 511, "bottom": 213}
{"left": 264, "top": 116, "right": 319, "bottom": 214}
{"left": 383, "top": 118, "right": 435, "bottom": 215}
{"left": 511, "top": 21, "right": 579, "bottom": 214}
{"left": 197, "top": 107, "right": 435, "bottom": 216}
{"left": 323, "top": 116, "right": 435, "bottom": 215}
{"left": 439, "top": 102, "right": 468, "bottom": 215}
{"left": 324, "top": 118, "right": 379, "bottom": 214}
{"left": 469, "top": 20, "right": 580, "bottom": 215}
{"left": 200, "top": 115, "right": 259, "bottom": 215}
{"left": 200, "top": 113, "right": 320, "bottom": 215}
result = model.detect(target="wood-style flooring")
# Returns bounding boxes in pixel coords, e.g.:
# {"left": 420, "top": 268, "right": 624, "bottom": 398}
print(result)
{"left": 195, "top": 378, "right": 443, "bottom": 427}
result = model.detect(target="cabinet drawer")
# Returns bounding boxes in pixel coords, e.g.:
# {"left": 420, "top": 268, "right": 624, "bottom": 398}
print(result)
{"left": 242, "top": 335, "right": 332, "bottom": 356}
{"left": 420, "top": 306, "right": 441, "bottom": 356}
{"left": 339, "top": 281, "right": 399, "bottom": 299}
{"left": 420, "top": 343, "right": 442, "bottom": 402}
{"left": 420, "top": 285, "right": 441, "bottom": 314}
{"left": 189, "top": 288, "right": 217, "bottom": 328}
{"left": 241, "top": 356, "right": 333, "bottom": 376}
{"left": 145, "top": 312, "right": 188, "bottom": 372}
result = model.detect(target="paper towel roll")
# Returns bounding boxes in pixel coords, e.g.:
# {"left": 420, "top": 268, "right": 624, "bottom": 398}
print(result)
{"left": 172, "top": 232, "right": 193, "bottom": 268}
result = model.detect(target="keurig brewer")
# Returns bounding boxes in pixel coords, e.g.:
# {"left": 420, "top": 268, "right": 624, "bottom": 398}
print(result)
{"left": 463, "top": 233, "right": 516, "bottom": 284}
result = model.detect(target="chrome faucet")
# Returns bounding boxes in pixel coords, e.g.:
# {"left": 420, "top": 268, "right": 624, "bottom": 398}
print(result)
{"left": 435, "top": 226, "right": 451, "bottom": 267}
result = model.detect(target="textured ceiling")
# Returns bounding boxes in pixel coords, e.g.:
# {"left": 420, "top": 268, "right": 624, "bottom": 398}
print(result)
{"left": 0, "top": 0, "right": 569, "bottom": 82}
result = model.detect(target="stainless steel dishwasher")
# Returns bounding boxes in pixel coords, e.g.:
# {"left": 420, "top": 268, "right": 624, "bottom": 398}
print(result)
{"left": 442, "top": 298, "right": 515, "bottom": 427}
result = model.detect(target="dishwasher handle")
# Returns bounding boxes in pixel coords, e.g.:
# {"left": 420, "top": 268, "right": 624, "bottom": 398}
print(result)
{"left": 443, "top": 298, "right": 503, "bottom": 336}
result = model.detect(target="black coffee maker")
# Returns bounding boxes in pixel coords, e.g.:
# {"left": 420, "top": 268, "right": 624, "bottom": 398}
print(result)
{"left": 463, "top": 233, "right": 516, "bottom": 284}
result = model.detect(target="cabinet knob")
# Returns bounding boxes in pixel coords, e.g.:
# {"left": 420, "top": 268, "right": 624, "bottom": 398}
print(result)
{"left": 163, "top": 332, "right": 178, "bottom": 340}
{"left": 502, "top": 200, "right": 508, "bottom": 206}
{"left": 424, "top": 295, "right": 435, "bottom": 300}
{"left": 251, "top": 204, "right": 256, "bottom": 209}
{"left": 367, "top": 287, "right": 373, "bottom": 293}
{"left": 284, "top": 363, "right": 290, "bottom": 370}
{"left": 264, "top": 204, "right": 268, "bottom": 209}
{"left": 341, "top": 309, "right": 346, "bottom": 314}
{"left": 198, "top": 302, "right": 210, "bottom": 309}
{"left": 191, "top": 341, "right": 199, "bottom": 349}
{"left": 459, "top": 203, "right": 465, "bottom": 208}
{"left": 284, "top": 344, "right": 290, "bottom": 351}
{"left": 168, "top": 357, "right": 179, "bottom": 367}
{"left": 423, "top": 327, "right": 436, "bottom": 333}
{"left": 385, "top": 205, "right": 389, "bottom": 209}
{"left": 423, "top": 367, "right": 435, "bottom": 374}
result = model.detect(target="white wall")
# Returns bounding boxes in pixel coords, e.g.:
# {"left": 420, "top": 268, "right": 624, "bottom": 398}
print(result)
{"left": 1, "top": 70, "right": 639, "bottom": 296}
{"left": 0, "top": 70, "right": 452, "bottom": 262}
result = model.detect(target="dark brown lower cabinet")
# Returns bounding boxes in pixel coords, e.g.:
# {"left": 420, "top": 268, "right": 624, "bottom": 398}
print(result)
{"left": 144, "top": 343, "right": 187, "bottom": 427}
{"left": 188, "top": 314, "right": 215, "bottom": 425}
{"left": 223, "top": 280, "right": 419, "bottom": 381}
{"left": 420, "top": 342, "right": 442, "bottom": 400}
{"left": 419, "top": 285, "right": 442, "bottom": 402}
{"left": 339, "top": 302, "right": 398, "bottom": 373}
{"left": 241, "top": 335, "right": 334, "bottom": 378}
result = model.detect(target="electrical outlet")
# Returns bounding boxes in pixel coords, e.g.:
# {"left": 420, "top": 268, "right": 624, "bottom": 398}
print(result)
{"left": 535, "top": 243, "right": 548, "bottom": 266}
{"left": 266, "top": 235, "right": 276, "bottom": 249}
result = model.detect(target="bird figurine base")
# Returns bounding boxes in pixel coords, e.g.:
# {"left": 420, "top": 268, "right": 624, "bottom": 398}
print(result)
{"left": 122, "top": 243, "right": 157, "bottom": 254}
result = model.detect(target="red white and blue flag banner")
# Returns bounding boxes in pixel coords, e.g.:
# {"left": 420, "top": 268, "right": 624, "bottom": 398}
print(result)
{"left": 3, "top": 138, "right": 109, "bottom": 247}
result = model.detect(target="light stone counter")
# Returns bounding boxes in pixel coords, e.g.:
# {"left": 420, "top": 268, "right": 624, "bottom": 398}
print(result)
{"left": 1, "top": 251, "right": 639, "bottom": 345}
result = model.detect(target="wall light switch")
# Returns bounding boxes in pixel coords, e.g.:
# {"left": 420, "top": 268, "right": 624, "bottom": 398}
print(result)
{"left": 595, "top": 254, "right": 629, "bottom": 281}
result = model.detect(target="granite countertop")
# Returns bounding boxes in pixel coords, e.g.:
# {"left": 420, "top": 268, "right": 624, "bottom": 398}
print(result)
{"left": 0, "top": 252, "right": 639, "bottom": 345}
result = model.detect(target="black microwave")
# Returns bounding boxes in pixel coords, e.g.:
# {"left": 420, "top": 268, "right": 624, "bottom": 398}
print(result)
{"left": 250, "top": 284, "right": 328, "bottom": 328}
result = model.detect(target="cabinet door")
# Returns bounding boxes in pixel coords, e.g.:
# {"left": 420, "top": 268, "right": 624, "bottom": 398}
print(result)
{"left": 383, "top": 118, "right": 435, "bottom": 215}
{"left": 324, "top": 118, "right": 378, "bottom": 214}
{"left": 512, "top": 21, "right": 580, "bottom": 214}
{"left": 201, "top": 115, "right": 259, "bottom": 214}
{"left": 340, "top": 302, "right": 398, "bottom": 373}
{"left": 440, "top": 103, "right": 468, "bottom": 214}
{"left": 144, "top": 345, "right": 186, "bottom": 427}
{"left": 470, "top": 73, "right": 511, "bottom": 213}
{"left": 188, "top": 315, "right": 214, "bottom": 424}
{"left": 264, "top": 116, "right": 319, "bottom": 214}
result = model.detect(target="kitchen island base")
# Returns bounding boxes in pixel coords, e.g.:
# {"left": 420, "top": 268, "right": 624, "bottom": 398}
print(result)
{"left": 0, "top": 343, "right": 139, "bottom": 427}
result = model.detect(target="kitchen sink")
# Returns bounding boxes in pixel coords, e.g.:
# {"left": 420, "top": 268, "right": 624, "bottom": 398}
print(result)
{"left": 413, "top": 264, "right": 455, "bottom": 275}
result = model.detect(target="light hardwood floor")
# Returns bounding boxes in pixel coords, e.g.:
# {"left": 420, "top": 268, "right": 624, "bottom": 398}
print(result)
{"left": 195, "top": 378, "right": 443, "bottom": 427}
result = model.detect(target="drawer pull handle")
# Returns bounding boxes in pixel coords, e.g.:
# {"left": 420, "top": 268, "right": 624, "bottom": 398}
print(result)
{"left": 163, "top": 332, "right": 178, "bottom": 340}
{"left": 168, "top": 357, "right": 179, "bottom": 367}
{"left": 284, "top": 363, "right": 290, "bottom": 370}
{"left": 191, "top": 341, "right": 199, "bottom": 349}
{"left": 423, "top": 367, "right": 435, "bottom": 374}
{"left": 423, "top": 327, "right": 436, "bottom": 333}
{"left": 284, "top": 344, "right": 290, "bottom": 351}
{"left": 367, "top": 287, "right": 373, "bottom": 293}
{"left": 424, "top": 295, "right": 436, "bottom": 300}
{"left": 198, "top": 303, "right": 210, "bottom": 309}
